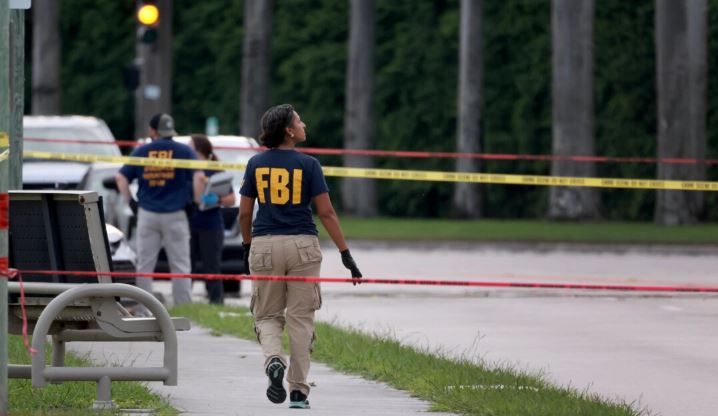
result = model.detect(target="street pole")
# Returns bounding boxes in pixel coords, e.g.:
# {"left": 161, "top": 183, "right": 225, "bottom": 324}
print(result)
{"left": 134, "top": 0, "right": 172, "bottom": 139}
{"left": 0, "top": 0, "right": 11, "bottom": 414}
{"left": 9, "top": 8, "right": 24, "bottom": 190}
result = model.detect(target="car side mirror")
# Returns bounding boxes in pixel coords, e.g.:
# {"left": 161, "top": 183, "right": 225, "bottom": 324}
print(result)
{"left": 102, "top": 176, "right": 118, "bottom": 191}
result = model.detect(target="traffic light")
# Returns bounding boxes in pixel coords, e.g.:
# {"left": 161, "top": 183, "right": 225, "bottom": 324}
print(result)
{"left": 136, "top": 1, "right": 159, "bottom": 44}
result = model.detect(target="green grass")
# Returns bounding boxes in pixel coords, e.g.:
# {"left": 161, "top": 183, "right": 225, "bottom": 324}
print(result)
{"left": 171, "top": 304, "right": 646, "bottom": 416}
{"left": 7, "top": 335, "right": 177, "bottom": 415}
{"left": 320, "top": 217, "right": 718, "bottom": 245}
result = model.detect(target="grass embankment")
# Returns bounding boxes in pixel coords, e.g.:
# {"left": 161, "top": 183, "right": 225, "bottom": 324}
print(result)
{"left": 7, "top": 335, "right": 177, "bottom": 415}
{"left": 321, "top": 217, "right": 718, "bottom": 245}
{"left": 172, "top": 303, "right": 644, "bottom": 416}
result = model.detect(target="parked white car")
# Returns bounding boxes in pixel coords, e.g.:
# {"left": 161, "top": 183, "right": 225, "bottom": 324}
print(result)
{"left": 22, "top": 115, "right": 134, "bottom": 274}
{"left": 23, "top": 115, "right": 121, "bottom": 188}
{"left": 23, "top": 115, "right": 124, "bottom": 225}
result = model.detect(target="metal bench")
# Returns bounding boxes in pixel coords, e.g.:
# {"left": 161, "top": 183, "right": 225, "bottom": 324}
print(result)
{"left": 6, "top": 190, "right": 190, "bottom": 410}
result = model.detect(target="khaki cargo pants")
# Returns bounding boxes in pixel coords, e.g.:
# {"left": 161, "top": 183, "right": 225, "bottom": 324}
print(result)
{"left": 249, "top": 235, "right": 323, "bottom": 396}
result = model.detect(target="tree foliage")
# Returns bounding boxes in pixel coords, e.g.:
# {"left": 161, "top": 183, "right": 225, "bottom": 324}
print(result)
{"left": 43, "top": 0, "right": 718, "bottom": 220}
{"left": 56, "top": 0, "right": 135, "bottom": 140}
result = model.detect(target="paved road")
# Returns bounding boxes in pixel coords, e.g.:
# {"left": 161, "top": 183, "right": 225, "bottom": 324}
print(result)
{"left": 307, "top": 243, "right": 718, "bottom": 416}
{"left": 150, "top": 242, "right": 717, "bottom": 416}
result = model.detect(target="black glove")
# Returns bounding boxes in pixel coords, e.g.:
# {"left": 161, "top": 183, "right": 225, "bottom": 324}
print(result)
{"left": 340, "top": 249, "right": 362, "bottom": 284}
{"left": 129, "top": 198, "right": 138, "bottom": 216}
{"left": 242, "top": 242, "right": 251, "bottom": 275}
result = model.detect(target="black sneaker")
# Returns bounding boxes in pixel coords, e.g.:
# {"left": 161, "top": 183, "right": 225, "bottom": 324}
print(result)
{"left": 289, "top": 390, "right": 310, "bottom": 409}
{"left": 265, "top": 357, "right": 286, "bottom": 403}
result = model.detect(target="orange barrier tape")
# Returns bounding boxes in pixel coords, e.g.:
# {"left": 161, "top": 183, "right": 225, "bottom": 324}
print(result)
{"left": 24, "top": 137, "right": 718, "bottom": 166}
{"left": 18, "top": 269, "right": 718, "bottom": 294}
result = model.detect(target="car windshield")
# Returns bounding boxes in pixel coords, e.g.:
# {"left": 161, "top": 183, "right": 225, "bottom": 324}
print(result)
{"left": 24, "top": 127, "right": 121, "bottom": 157}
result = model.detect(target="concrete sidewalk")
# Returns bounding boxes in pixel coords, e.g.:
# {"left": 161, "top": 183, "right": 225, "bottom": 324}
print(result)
{"left": 68, "top": 324, "right": 456, "bottom": 415}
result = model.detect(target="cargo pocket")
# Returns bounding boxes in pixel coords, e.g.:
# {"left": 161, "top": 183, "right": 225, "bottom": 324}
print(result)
{"left": 249, "top": 244, "right": 273, "bottom": 272}
{"left": 312, "top": 283, "right": 323, "bottom": 311}
{"left": 296, "top": 238, "right": 322, "bottom": 264}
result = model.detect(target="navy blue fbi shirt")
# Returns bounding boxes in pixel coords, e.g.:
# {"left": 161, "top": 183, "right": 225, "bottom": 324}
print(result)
{"left": 119, "top": 137, "right": 198, "bottom": 213}
{"left": 240, "top": 149, "right": 329, "bottom": 236}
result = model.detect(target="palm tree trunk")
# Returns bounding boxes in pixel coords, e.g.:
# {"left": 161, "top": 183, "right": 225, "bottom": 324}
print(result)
{"left": 31, "top": 0, "right": 60, "bottom": 115}
{"left": 452, "top": 0, "right": 483, "bottom": 218}
{"left": 654, "top": 0, "right": 707, "bottom": 225}
{"left": 548, "top": 0, "right": 599, "bottom": 220}
{"left": 342, "top": 0, "right": 377, "bottom": 217}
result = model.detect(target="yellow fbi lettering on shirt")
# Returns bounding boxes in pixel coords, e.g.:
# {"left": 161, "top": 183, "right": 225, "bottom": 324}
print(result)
{"left": 143, "top": 150, "right": 175, "bottom": 186}
{"left": 255, "top": 167, "right": 303, "bottom": 205}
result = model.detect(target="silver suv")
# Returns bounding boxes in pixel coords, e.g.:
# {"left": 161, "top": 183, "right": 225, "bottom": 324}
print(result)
{"left": 22, "top": 115, "right": 134, "bottom": 274}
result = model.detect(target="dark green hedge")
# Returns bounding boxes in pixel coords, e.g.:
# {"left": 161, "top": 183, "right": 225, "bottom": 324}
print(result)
{"left": 42, "top": 0, "right": 718, "bottom": 219}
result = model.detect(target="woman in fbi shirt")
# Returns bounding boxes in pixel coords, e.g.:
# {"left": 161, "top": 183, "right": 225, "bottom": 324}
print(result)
{"left": 238, "top": 104, "right": 361, "bottom": 409}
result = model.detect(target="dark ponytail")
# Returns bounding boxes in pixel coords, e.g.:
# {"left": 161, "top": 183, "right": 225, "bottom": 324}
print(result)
{"left": 190, "top": 134, "right": 218, "bottom": 161}
{"left": 258, "top": 104, "right": 295, "bottom": 148}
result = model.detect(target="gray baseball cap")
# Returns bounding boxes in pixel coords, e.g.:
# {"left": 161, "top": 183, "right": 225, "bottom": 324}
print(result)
{"left": 151, "top": 113, "right": 178, "bottom": 137}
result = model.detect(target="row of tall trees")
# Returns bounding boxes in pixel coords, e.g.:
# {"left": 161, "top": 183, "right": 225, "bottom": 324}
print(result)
{"left": 456, "top": 0, "right": 709, "bottom": 224}
{"left": 235, "top": 0, "right": 711, "bottom": 223}
{"left": 28, "top": 0, "right": 718, "bottom": 222}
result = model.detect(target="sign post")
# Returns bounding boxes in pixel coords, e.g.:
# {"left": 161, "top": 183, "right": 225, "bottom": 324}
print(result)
{"left": 0, "top": 0, "right": 11, "bottom": 413}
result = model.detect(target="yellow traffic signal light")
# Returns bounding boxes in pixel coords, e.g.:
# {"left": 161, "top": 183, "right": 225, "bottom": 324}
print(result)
{"left": 137, "top": 2, "right": 159, "bottom": 44}
{"left": 137, "top": 4, "right": 160, "bottom": 27}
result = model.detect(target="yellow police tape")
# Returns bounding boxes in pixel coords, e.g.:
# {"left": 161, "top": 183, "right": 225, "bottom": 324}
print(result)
{"left": 0, "top": 149, "right": 8, "bottom": 162}
{"left": 24, "top": 150, "right": 248, "bottom": 171}
{"left": 0, "top": 132, "right": 8, "bottom": 148}
{"left": 23, "top": 150, "right": 718, "bottom": 191}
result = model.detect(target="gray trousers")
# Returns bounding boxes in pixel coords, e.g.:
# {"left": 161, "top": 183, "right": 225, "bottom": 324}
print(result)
{"left": 136, "top": 208, "right": 193, "bottom": 305}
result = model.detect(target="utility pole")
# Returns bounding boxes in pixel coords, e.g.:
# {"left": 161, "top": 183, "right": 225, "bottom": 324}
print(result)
{"left": 1, "top": 0, "right": 11, "bottom": 413}
{"left": 240, "top": 0, "right": 272, "bottom": 139}
{"left": 9, "top": 7, "right": 24, "bottom": 190}
{"left": 134, "top": 0, "right": 172, "bottom": 139}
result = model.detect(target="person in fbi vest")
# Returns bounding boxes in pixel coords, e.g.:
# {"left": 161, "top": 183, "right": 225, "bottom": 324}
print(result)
{"left": 116, "top": 113, "right": 205, "bottom": 308}
{"left": 238, "top": 104, "right": 362, "bottom": 409}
